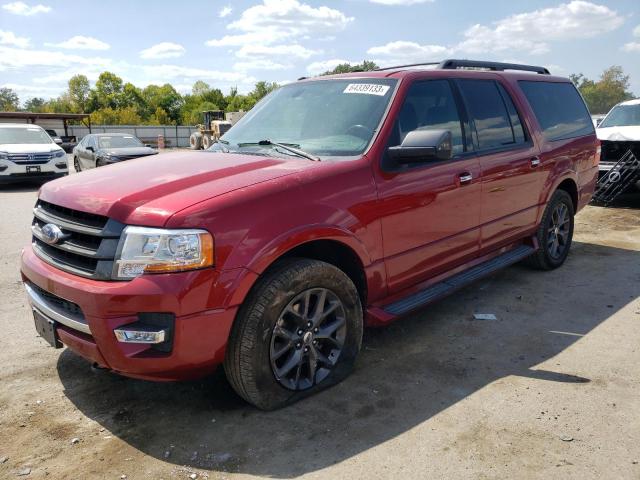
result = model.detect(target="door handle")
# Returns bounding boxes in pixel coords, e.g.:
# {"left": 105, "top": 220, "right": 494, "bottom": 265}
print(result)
{"left": 458, "top": 172, "right": 473, "bottom": 185}
{"left": 530, "top": 156, "right": 541, "bottom": 168}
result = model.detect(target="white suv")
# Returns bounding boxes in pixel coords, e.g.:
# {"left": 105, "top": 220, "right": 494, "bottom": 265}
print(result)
{"left": 0, "top": 124, "right": 68, "bottom": 184}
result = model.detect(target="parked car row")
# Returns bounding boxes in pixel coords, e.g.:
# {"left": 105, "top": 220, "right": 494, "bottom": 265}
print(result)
{"left": 0, "top": 126, "right": 158, "bottom": 184}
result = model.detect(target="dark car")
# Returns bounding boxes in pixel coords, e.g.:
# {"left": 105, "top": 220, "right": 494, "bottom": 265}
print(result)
{"left": 72, "top": 133, "right": 157, "bottom": 171}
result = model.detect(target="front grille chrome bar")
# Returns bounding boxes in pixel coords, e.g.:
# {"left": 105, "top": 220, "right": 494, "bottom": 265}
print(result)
{"left": 25, "top": 283, "right": 91, "bottom": 334}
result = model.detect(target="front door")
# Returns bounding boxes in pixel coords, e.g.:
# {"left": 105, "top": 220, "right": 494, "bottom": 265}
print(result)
{"left": 374, "top": 79, "right": 481, "bottom": 294}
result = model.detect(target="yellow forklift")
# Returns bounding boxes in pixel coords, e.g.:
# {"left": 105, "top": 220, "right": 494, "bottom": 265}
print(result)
{"left": 189, "top": 110, "right": 232, "bottom": 150}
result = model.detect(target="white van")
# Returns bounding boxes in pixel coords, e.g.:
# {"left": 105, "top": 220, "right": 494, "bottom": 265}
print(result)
{"left": 0, "top": 123, "right": 68, "bottom": 184}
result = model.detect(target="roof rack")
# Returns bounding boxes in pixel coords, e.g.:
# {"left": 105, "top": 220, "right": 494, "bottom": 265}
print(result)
{"left": 376, "top": 59, "right": 550, "bottom": 75}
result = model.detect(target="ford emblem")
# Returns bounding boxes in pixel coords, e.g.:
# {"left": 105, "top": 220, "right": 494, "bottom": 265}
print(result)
{"left": 41, "top": 223, "right": 64, "bottom": 245}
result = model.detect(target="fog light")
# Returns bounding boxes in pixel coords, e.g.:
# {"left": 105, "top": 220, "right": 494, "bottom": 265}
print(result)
{"left": 0, "top": 166, "right": 7, "bottom": 172}
{"left": 114, "top": 327, "right": 166, "bottom": 344}
{"left": 55, "top": 162, "right": 68, "bottom": 169}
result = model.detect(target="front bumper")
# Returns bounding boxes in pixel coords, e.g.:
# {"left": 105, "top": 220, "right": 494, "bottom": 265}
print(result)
{"left": 0, "top": 158, "right": 68, "bottom": 183}
{"left": 21, "top": 245, "right": 253, "bottom": 381}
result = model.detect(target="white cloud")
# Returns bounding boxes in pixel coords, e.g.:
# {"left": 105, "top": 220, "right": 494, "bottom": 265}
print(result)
{"left": 367, "top": 41, "right": 451, "bottom": 65}
{"left": 0, "top": 29, "right": 29, "bottom": 48}
{"left": 206, "top": 0, "right": 352, "bottom": 48}
{"left": 306, "top": 58, "right": 352, "bottom": 75}
{"left": 1, "top": 82, "right": 62, "bottom": 99}
{"left": 139, "top": 42, "right": 185, "bottom": 59}
{"left": 45, "top": 36, "right": 110, "bottom": 51}
{"left": 457, "top": 1, "right": 624, "bottom": 55}
{"left": 219, "top": 5, "right": 232, "bottom": 18}
{"left": 369, "top": 0, "right": 433, "bottom": 4}
{"left": 633, "top": 24, "right": 640, "bottom": 37}
{"left": 623, "top": 42, "right": 640, "bottom": 53}
{"left": 0, "top": 45, "right": 113, "bottom": 71}
{"left": 2, "top": 1, "right": 50, "bottom": 15}
{"left": 236, "top": 43, "right": 318, "bottom": 60}
{"left": 141, "top": 64, "right": 253, "bottom": 84}
{"left": 234, "top": 59, "right": 291, "bottom": 71}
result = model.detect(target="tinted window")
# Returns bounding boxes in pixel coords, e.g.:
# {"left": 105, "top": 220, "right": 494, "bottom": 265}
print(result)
{"left": 519, "top": 81, "right": 594, "bottom": 141}
{"left": 497, "top": 83, "right": 526, "bottom": 143}
{"left": 458, "top": 80, "right": 517, "bottom": 149}
{"left": 390, "top": 80, "right": 465, "bottom": 155}
{"left": 98, "top": 136, "right": 143, "bottom": 149}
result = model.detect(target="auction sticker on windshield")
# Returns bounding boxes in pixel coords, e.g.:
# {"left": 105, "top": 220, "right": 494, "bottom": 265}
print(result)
{"left": 343, "top": 84, "right": 390, "bottom": 96}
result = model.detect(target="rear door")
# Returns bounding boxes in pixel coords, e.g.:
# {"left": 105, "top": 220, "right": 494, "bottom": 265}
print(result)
{"left": 374, "top": 79, "right": 481, "bottom": 293}
{"left": 456, "top": 79, "right": 542, "bottom": 252}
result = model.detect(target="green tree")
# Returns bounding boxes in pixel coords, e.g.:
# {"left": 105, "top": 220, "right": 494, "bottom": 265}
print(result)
{"left": 0, "top": 87, "right": 19, "bottom": 111}
{"left": 322, "top": 60, "right": 378, "bottom": 76}
{"left": 148, "top": 107, "right": 171, "bottom": 125}
{"left": 68, "top": 74, "right": 91, "bottom": 113}
{"left": 23, "top": 97, "right": 46, "bottom": 112}
{"left": 192, "top": 80, "right": 211, "bottom": 97}
{"left": 250, "top": 81, "right": 279, "bottom": 102}
{"left": 142, "top": 84, "right": 183, "bottom": 123}
{"left": 95, "top": 71, "right": 124, "bottom": 109}
{"left": 571, "top": 66, "right": 634, "bottom": 114}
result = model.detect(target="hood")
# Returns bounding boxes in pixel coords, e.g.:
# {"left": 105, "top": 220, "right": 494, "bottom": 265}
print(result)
{"left": 596, "top": 126, "right": 640, "bottom": 142}
{"left": 1, "top": 143, "right": 61, "bottom": 154}
{"left": 39, "top": 150, "right": 321, "bottom": 226}
{"left": 101, "top": 146, "right": 157, "bottom": 157}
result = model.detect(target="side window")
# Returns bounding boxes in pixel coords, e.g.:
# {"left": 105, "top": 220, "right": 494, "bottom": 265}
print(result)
{"left": 497, "top": 83, "right": 526, "bottom": 144}
{"left": 390, "top": 80, "right": 466, "bottom": 156}
{"left": 518, "top": 81, "right": 594, "bottom": 142}
{"left": 458, "top": 80, "right": 518, "bottom": 150}
{"left": 87, "top": 136, "right": 96, "bottom": 149}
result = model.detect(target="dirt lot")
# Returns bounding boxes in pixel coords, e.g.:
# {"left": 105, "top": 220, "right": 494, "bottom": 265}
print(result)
{"left": 1, "top": 166, "right": 639, "bottom": 479}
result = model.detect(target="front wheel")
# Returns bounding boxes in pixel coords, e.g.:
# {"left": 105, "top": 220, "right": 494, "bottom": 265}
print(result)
{"left": 73, "top": 157, "right": 81, "bottom": 172}
{"left": 526, "top": 189, "right": 575, "bottom": 270}
{"left": 224, "top": 259, "right": 363, "bottom": 410}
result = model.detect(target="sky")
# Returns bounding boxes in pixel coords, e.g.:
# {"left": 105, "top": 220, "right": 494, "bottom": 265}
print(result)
{"left": 1, "top": 0, "right": 639, "bottom": 104}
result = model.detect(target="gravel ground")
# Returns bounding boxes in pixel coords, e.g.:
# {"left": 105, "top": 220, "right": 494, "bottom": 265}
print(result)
{"left": 0, "top": 160, "right": 639, "bottom": 479}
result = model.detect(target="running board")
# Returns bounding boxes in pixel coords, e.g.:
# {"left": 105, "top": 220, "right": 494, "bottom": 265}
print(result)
{"left": 382, "top": 245, "right": 536, "bottom": 316}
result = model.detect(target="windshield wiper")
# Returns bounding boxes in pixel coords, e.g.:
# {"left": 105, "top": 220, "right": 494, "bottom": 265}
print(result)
{"left": 237, "top": 139, "right": 320, "bottom": 162}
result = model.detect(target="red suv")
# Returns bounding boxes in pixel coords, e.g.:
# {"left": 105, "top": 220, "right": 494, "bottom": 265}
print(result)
{"left": 21, "top": 60, "right": 599, "bottom": 410}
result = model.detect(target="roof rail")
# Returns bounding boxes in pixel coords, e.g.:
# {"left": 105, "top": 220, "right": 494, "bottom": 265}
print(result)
{"left": 374, "top": 59, "right": 550, "bottom": 75}
{"left": 375, "top": 62, "right": 440, "bottom": 71}
{"left": 438, "top": 59, "right": 550, "bottom": 74}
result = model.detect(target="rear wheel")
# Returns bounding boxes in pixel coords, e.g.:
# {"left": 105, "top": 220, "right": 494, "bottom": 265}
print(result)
{"left": 526, "top": 189, "right": 575, "bottom": 270}
{"left": 189, "top": 132, "right": 202, "bottom": 150}
{"left": 224, "top": 258, "right": 363, "bottom": 410}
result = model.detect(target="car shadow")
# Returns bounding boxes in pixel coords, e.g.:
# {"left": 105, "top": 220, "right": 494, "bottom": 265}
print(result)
{"left": 0, "top": 182, "right": 43, "bottom": 193}
{"left": 56, "top": 241, "right": 640, "bottom": 477}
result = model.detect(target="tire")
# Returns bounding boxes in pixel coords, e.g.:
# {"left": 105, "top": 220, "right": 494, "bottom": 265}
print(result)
{"left": 224, "top": 258, "right": 363, "bottom": 410}
{"left": 189, "top": 132, "right": 202, "bottom": 150}
{"left": 73, "top": 157, "right": 81, "bottom": 172}
{"left": 202, "top": 134, "right": 213, "bottom": 150}
{"left": 96, "top": 158, "right": 107, "bottom": 168}
{"left": 525, "top": 190, "right": 575, "bottom": 270}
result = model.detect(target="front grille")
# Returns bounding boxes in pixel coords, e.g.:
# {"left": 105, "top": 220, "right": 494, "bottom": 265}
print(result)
{"left": 601, "top": 141, "right": 640, "bottom": 163}
{"left": 31, "top": 200, "right": 125, "bottom": 280}
{"left": 30, "top": 282, "right": 83, "bottom": 318}
{"left": 8, "top": 152, "right": 55, "bottom": 165}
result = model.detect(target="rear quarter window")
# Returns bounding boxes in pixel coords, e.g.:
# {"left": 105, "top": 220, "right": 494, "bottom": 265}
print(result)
{"left": 518, "top": 81, "right": 594, "bottom": 142}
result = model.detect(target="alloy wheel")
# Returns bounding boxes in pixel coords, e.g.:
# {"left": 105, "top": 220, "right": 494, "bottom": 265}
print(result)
{"left": 547, "top": 202, "right": 570, "bottom": 259}
{"left": 269, "top": 288, "right": 347, "bottom": 391}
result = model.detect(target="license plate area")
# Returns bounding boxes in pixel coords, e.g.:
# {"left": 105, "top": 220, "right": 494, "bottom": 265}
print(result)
{"left": 33, "top": 309, "right": 62, "bottom": 348}
{"left": 26, "top": 165, "right": 41, "bottom": 173}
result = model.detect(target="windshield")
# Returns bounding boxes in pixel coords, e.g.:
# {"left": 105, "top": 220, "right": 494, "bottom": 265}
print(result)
{"left": 0, "top": 127, "right": 53, "bottom": 145}
{"left": 219, "top": 78, "right": 397, "bottom": 158}
{"left": 98, "top": 135, "right": 143, "bottom": 149}
{"left": 599, "top": 104, "right": 640, "bottom": 128}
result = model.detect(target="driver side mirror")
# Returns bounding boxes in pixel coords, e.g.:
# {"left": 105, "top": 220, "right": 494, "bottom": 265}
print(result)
{"left": 388, "top": 129, "right": 452, "bottom": 164}
{"left": 86, "top": 146, "right": 94, "bottom": 152}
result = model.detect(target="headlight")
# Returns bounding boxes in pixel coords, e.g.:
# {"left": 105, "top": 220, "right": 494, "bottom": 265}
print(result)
{"left": 114, "top": 226, "right": 214, "bottom": 279}
{"left": 53, "top": 150, "right": 66, "bottom": 158}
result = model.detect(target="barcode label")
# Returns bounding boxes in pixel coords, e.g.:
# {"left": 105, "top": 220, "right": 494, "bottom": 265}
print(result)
{"left": 343, "top": 84, "right": 390, "bottom": 96}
